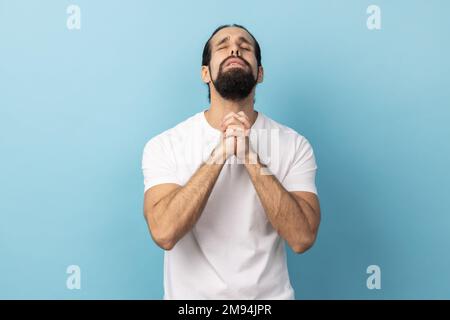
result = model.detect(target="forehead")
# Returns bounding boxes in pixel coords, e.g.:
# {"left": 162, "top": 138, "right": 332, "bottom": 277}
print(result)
{"left": 211, "top": 27, "right": 254, "bottom": 46}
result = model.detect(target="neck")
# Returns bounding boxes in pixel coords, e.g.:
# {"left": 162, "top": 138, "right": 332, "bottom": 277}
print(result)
{"left": 205, "top": 90, "right": 258, "bottom": 130}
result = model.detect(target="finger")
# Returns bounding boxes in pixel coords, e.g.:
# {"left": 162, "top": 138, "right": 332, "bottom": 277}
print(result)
{"left": 222, "top": 115, "right": 250, "bottom": 129}
{"left": 237, "top": 111, "right": 250, "bottom": 121}
{"left": 220, "top": 113, "right": 237, "bottom": 130}
{"left": 223, "top": 134, "right": 235, "bottom": 142}
{"left": 225, "top": 127, "right": 239, "bottom": 137}
{"left": 237, "top": 111, "right": 247, "bottom": 117}
{"left": 225, "top": 129, "right": 237, "bottom": 138}
{"left": 222, "top": 112, "right": 238, "bottom": 122}
{"left": 220, "top": 118, "right": 232, "bottom": 131}
{"left": 221, "top": 117, "right": 241, "bottom": 131}
{"left": 226, "top": 124, "right": 246, "bottom": 132}
{"left": 229, "top": 111, "right": 250, "bottom": 129}
{"left": 221, "top": 113, "right": 242, "bottom": 127}
{"left": 235, "top": 115, "right": 251, "bottom": 129}
{"left": 225, "top": 127, "right": 247, "bottom": 137}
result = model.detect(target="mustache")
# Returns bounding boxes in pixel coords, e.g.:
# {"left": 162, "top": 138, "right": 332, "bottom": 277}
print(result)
{"left": 220, "top": 56, "right": 251, "bottom": 70}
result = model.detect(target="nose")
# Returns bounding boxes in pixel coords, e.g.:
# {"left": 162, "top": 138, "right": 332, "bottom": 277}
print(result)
{"left": 231, "top": 49, "right": 240, "bottom": 57}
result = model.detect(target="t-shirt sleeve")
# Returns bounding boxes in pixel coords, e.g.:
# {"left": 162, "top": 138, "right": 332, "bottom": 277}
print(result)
{"left": 141, "top": 135, "right": 180, "bottom": 193}
{"left": 281, "top": 134, "right": 318, "bottom": 195}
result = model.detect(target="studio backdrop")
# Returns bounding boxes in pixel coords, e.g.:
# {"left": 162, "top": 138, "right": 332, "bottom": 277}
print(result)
{"left": 1, "top": 0, "right": 449, "bottom": 299}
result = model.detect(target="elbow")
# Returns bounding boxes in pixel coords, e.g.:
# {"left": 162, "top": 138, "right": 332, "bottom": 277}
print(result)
{"left": 151, "top": 227, "right": 176, "bottom": 251}
{"left": 144, "top": 211, "right": 176, "bottom": 251}
{"left": 154, "top": 235, "right": 176, "bottom": 251}
{"left": 291, "top": 234, "right": 316, "bottom": 254}
{"left": 292, "top": 243, "right": 312, "bottom": 254}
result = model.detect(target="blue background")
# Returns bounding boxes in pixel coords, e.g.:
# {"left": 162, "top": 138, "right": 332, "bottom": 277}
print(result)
{"left": 1, "top": 0, "right": 449, "bottom": 299}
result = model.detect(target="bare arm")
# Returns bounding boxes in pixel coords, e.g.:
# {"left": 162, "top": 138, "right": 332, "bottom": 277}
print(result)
{"left": 143, "top": 138, "right": 232, "bottom": 250}
{"left": 244, "top": 156, "right": 321, "bottom": 253}
{"left": 223, "top": 111, "right": 321, "bottom": 254}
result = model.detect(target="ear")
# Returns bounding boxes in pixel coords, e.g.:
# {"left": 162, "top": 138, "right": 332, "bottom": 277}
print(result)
{"left": 257, "top": 66, "right": 264, "bottom": 84}
{"left": 201, "top": 65, "right": 211, "bottom": 84}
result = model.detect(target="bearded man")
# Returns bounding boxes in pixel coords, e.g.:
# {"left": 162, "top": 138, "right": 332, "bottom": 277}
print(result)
{"left": 142, "top": 24, "right": 321, "bottom": 300}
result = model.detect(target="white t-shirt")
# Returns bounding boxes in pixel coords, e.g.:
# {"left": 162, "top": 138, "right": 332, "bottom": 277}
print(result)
{"left": 142, "top": 108, "right": 318, "bottom": 300}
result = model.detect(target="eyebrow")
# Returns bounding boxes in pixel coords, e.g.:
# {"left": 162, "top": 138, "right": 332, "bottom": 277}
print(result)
{"left": 215, "top": 36, "right": 253, "bottom": 47}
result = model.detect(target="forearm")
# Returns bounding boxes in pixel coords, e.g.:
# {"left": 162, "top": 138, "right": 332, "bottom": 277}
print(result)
{"left": 244, "top": 156, "right": 315, "bottom": 252}
{"left": 151, "top": 152, "right": 225, "bottom": 249}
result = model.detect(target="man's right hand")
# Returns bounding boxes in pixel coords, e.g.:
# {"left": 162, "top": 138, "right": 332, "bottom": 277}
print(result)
{"left": 208, "top": 133, "right": 235, "bottom": 164}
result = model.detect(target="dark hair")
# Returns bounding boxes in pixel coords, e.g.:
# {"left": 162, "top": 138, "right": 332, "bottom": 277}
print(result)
{"left": 202, "top": 24, "right": 262, "bottom": 101}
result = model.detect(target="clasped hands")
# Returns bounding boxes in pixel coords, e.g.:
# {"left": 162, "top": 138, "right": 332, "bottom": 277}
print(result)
{"left": 209, "top": 111, "right": 258, "bottom": 165}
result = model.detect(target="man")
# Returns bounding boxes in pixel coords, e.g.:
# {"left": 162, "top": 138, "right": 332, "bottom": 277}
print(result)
{"left": 141, "top": 24, "right": 321, "bottom": 300}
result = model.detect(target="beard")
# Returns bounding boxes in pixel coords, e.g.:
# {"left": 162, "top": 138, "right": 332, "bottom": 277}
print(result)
{"left": 210, "top": 58, "right": 258, "bottom": 101}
